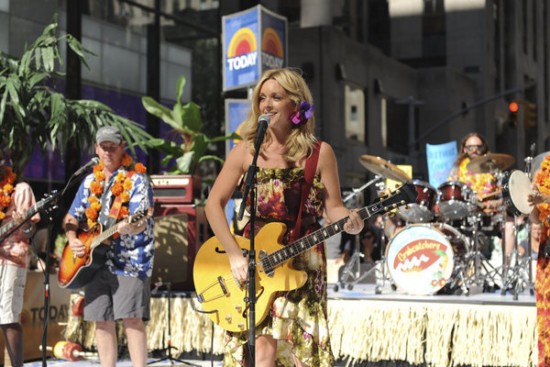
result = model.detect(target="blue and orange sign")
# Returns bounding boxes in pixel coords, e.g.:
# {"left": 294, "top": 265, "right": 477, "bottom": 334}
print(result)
{"left": 223, "top": 5, "right": 287, "bottom": 91}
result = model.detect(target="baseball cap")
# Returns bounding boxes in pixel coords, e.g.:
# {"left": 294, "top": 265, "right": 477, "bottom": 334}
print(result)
{"left": 96, "top": 126, "right": 123, "bottom": 145}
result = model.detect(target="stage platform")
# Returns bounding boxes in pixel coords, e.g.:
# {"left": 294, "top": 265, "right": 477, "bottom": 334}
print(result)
{"left": 57, "top": 279, "right": 537, "bottom": 367}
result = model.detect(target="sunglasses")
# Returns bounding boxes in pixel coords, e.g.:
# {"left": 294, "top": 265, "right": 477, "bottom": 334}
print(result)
{"left": 465, "top": 144, "right": 483, "bottom": 151}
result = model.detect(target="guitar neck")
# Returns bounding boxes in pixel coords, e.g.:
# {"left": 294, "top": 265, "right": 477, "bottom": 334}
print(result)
{"left": 91, "top": 223, "right": 119, "bottom": 248}
{"left": 89, "top": 209, "right": 149, "bottom": 248}
{"left": 0, "top": 201, "right": 41, "bottom": 239}
{"left": 0, "top": 220, "right": 16, "bottom": 238}
{"left": 262, "top": 202, "right": 382, "bottom": 273}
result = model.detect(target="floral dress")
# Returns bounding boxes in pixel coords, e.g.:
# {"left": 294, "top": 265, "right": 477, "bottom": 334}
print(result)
{"left": 224, "top": 167, "right": 334, "bottom": 367}
{"left": 534, "top": 155, "right": 550, "bottom": 366}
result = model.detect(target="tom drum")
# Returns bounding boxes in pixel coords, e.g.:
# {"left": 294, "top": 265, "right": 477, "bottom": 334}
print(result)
{"left": 397, "top": 180, "right": 437, "bottom": 223}
{"left": 437, "top": 181, "right": 474, "bottom": 220}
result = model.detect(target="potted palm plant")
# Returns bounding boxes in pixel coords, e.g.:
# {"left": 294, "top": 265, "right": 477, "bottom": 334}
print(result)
{"left": 142, "top": 75, "right": 239, "bottom": 176}
{"left": 141, "top": 75, "right": 240, "bottom": 202}
{"left": 0, "top": 17, "right": 152, "bottom": 175}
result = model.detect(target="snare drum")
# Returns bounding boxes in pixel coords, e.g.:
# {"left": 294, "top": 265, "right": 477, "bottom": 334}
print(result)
{"left": 397, "top": 180, "right": 437, "bottom": 223}
{"left": 501, "top": 170, "right": 532, "bottom": 216}
{"left": 385, "top": 224, "right": 458, "bottom": 295}
{"left": 437, "top": 181, "right": 474, "bottom": 220}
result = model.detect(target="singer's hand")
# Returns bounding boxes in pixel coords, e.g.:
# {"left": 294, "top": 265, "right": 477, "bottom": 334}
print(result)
{"left": 344, "top": 209, "right": 364, "bottom": 235}
{"left": 229, "top": 251, "right": 249, "bottom": 288}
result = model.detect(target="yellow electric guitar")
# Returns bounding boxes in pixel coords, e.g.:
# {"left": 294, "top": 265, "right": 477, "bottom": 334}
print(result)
{"left": 193, "top": 183, "right": 417, "bottom": 332}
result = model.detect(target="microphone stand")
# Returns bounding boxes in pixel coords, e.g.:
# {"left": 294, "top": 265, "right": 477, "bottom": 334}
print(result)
{"left": 237, "top": 146, "right": 262, "bottom": 366}
{"left": 40, "top": 166, "right": 91, "bottom": 366}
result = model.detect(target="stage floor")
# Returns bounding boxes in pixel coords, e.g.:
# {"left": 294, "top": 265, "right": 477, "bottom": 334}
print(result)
{"left": 24, "top": 360, "right": 220, "bottom": 367}
{"left": 327, "top": 280, "right": 536, "bottom": 306}
{"left": 23, "top": 234, "right": 538, "bottom": 367}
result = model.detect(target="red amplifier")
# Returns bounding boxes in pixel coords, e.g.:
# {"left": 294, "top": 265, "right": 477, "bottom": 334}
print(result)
{"left": 151, "top": 175, "right": 201, "bottom": 204}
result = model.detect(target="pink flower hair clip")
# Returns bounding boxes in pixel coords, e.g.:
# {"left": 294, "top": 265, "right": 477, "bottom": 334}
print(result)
{"left": 290, "top": 101, "right": 314, "bottom": 126}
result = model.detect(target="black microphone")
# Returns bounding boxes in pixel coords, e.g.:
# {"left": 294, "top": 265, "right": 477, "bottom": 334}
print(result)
{"left": 74, "top": 157, "right": 99, "bottom": 176}
{"left": 254, "top": 114, "right": 270, "bottom": 150}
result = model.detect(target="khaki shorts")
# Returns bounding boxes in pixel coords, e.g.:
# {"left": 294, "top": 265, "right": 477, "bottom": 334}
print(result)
{"left": 0, "top": 264, "right": 27, "bottom": 324}
{"left": 84, "top": 267, "right": 151, "bottom": 322}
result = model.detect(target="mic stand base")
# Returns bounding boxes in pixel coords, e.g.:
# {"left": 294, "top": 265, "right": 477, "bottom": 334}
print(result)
{"left": 148, "top": 284, "right": 200, "bottom": 367}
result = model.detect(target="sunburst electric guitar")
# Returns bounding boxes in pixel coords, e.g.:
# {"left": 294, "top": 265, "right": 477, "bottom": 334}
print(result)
{"left": 58, "top": 208, "right": 152, "bottom": 289}
{"left": 193, "top": 183, "right": 417, "bottom": 332}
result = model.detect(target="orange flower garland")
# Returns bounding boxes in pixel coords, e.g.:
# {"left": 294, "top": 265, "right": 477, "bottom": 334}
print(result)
{"left": 0, "top": 166, "right": 16, "bottom": 221}
{"left": 458, "top": 158, "right": 496, "bottom": 195}
{"left": 535, "top": 155, "right": 550, "bottom": 230}
{"left": 85, "top": 154, "right": 147, "bottom": 228}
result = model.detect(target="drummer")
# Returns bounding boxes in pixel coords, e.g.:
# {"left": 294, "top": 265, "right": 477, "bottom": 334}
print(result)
{"left": 447, "top": 132, "right": 514, "bottom": 257}
{"left": 448, "top": 133, "right": 499, "bottom": 206}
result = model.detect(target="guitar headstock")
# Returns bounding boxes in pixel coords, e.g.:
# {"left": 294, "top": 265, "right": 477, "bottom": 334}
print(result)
{"left": 129, "top": 207, "right": 153, "bottom": 223}
{"left": 376, "top": 182, "right": 418, "bottom": 213}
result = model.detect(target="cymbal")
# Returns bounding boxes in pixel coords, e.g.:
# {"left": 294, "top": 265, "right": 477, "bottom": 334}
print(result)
{"left": 467, "top": 153, "right": 515, "bottom": 173}
{"left": 359, "top": 155, "right": 411, "bottom": 182}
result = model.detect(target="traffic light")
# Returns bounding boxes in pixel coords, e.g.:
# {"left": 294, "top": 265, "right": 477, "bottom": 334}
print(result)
{"left": 508, "top": 101, "right": 520, "bottom": 113}
{"left": 524, "top": 100, "right": 537, "bottom": 128}
{"left": 508, "top": 100, "right": 519, "bottom": 126}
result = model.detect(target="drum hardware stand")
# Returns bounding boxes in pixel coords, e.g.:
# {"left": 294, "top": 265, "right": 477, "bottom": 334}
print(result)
{"left": 343, "top": 176, "right": 383, "bottom": 204}
{"left": 499, "top": 154, "right": 537, "bottom": 299}
{"left": 333, "top": 223, "right": 394, "bottom": 293}
{"left": 333, "top": 235, "right": 367, "bottom": 291}
{"left": 462, "top": 221, "right": 501, "bottom": 293}
{"left": 335, "top": 176, "right": 396, "bottom": 293}
{"left": 442, "top": 248, "right": 471, "bottom": 295}
{"left": 499, "top": 217, "right": 534, "bottom": 300}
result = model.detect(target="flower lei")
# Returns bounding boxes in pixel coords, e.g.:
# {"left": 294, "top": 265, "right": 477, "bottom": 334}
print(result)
{"left": 534, "top": 156, "right": 550, "bottom": 231}
{"left": 290, "top": 101, "right": 314, "bottom": 126}
{"left": 0, "top": 166, "right": 16, "bottom": 221}
{"left": 85, "top": 154, "right": 147, "bottom": 228}
{"left": 458, "top": 158, "right": 496, "bottom": 195}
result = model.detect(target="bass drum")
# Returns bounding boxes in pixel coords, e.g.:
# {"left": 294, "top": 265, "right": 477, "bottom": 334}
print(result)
{"left": 385, "top": 224, "right": 456, "bottom": 295}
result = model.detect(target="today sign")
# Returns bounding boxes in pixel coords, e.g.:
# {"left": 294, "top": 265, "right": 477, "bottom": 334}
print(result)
{"left": 222, "top": 5, "right": 287, "bottom": 91}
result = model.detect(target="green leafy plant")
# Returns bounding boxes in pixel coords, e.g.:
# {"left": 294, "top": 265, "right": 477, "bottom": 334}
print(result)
{"left": 142, "top": 75, "right": 240, "bottom": 175}
{"left": 0, "top": 17, "right": 153, "bottom": 174}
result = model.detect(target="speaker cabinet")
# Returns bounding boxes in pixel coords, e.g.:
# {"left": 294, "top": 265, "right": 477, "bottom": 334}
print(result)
{"left": 152, "top": 203, "right": 208, "bottom": 291}
{"left": 151, "top": 175, "right": 201, "bottom": 204}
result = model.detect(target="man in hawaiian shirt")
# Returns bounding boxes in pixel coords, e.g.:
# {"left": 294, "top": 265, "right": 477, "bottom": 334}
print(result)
{"left": 63, "top": 126, "right": 154, "bottom": 367}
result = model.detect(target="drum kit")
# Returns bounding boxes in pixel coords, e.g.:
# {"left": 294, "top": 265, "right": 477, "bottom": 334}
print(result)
{"left": 336, "top": 152, "right": 537, "bottom": 298}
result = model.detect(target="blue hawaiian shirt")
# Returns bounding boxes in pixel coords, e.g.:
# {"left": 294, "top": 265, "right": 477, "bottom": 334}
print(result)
{"left": 68, "top": 169, "right": 155, "bottom": 278}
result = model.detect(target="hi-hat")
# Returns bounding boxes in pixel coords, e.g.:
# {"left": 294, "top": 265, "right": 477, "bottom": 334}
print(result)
{"left": 467, "top": 153, "right": 515, "bottom": 173}
{"left": 359, "top": 155, "right": 411, "bottom": 182}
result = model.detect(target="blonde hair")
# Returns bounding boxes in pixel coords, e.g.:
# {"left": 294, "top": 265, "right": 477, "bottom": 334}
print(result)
{"left": 240, "top": 68, "right": 317, "bottom": 163}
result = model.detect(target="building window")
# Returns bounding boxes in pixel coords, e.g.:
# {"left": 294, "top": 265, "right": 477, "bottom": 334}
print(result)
{"left": 345, "top": 83, "right": 365, "bottom": 143}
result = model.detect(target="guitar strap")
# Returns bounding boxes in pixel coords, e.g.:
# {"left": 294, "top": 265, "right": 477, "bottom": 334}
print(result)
{"left": 108, "top": 195, "right": 124, "bottom": 224}
{"left": 290, "top": 140, "right": 321, "bottom": 243}
{"left": 101, "top": 170, "right": 134, "bottom": 227}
